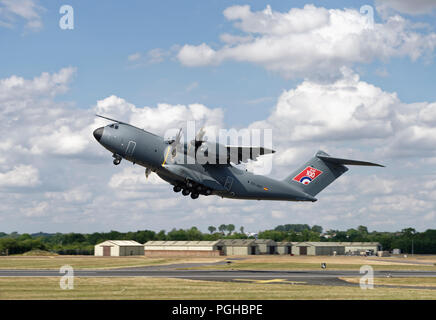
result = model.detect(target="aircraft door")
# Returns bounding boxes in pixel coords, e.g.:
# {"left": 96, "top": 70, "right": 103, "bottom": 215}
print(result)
{"left": 126, "top": 141, "right": 136, "bottom": 157}
{"left": 224, "top": 176, "right": 234, "bottom": 191}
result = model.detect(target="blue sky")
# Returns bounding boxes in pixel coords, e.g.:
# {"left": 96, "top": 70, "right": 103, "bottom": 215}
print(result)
{"left": 1, "top": 0, "right": 436, "bottom": 233}
{"left": 2, "top": 0, "right": 435, "bottom": 126}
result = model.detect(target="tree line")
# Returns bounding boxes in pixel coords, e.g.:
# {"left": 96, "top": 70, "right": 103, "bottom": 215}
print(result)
{"left": 0, "top": 225, "right": 435, "bottom": 255}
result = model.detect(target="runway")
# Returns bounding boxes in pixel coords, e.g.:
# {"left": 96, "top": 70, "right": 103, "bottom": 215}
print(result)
{"left": 1, "top": 263, "right": 436, "bottom": 289}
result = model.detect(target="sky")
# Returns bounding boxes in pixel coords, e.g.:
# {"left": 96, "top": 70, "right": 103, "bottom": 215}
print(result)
{"left": 1, "top": 0, "right": 436, "bottom": 234}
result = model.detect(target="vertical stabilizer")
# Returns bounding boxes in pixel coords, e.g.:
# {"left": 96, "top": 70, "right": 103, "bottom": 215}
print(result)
{"left": 283, "top": 150, "right": 383, "bottom": 196}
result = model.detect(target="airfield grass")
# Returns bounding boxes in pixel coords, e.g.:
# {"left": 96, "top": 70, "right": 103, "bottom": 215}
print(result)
{"left": 0, "top": 277, "right": 436, "bottom": 300}
{"left": 1, "top": 255, "right": 436, "bottom": 271}
{"left": 0, "top": 256, "right": 223, "bottom": 270}
{"left": 341, "top": 277, "right": 436, "bottom": 287}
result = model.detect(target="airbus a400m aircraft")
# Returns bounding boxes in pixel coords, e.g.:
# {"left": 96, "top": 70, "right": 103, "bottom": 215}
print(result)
{"left": 93, "top": 115, "right": 384, "bottom": 201}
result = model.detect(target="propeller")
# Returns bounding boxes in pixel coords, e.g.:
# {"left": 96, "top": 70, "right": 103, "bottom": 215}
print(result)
{"left": 170, "top": 128, "right": 183, "bottom": 158}
{"left": 145, "top": 167, "right": 151, "bottom": 179}
{"left": 189, "top": 127, "right": 206, "bottom": 155}
{"left": 195, "top": 127, "right": 206, "bottom": 142}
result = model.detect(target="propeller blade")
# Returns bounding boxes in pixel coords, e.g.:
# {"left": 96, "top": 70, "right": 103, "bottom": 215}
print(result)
{"left": 171, "top": 128, "right": 182, "bottom": 158}
{"left": 195, "top": 127, "right": 206, "bottom": 141}
{"left": 145, "top": 167, "right": 151, "bottom": 178}
{"left": 189, "top": 127, "right": 206, "bottom": 154}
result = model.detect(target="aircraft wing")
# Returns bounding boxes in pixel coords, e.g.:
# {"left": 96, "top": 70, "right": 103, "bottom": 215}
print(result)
{"left": 226, "top": 146, "right": 275, "bottom": 164}
{"left": 163, "top": 164, "right": 227, "bottom": 191}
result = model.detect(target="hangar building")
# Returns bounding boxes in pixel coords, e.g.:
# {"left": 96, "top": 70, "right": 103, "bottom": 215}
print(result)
{"left": 94, "top": 240, "right": 144, "bottom": 256}
{"left": 254, "top": 239, "right": 276, "bottom": 254}
{"left": 141, "top": 239, "right": 381, "bottom": 257}
{"left": 143, "top": 240, "right": 223, "bottom": 257}
{"left": 289, "top": 242, "right": 381, "bottom": 256}
{"left": 340, "top": 242, "right": 382, "bottom": 255}
{"left": 220, "top": 239, "right": 259, "bottom": 255}
{"left": 291, "top": 242, "right": 345, "bottom": 256}
{"left": 276, "top": 241, "right": 292, "bottom": 255}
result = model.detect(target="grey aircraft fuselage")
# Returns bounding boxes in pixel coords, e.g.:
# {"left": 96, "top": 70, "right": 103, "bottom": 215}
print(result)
{"left": 93, "top": 119, "right": 383, "bottom": 202}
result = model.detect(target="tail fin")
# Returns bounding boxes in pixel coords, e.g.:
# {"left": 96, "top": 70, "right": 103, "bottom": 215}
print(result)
{"left": 284, "top": 150, "right": 384, "bottom": 197}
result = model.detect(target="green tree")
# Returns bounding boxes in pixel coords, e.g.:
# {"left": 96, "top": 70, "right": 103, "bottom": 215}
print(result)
{"left": 167, "top": 228, "right": 188, "bottom": 241}
{"left": 357, "top": 225, "right": 368, "bottom": 235}
{"left": 332, "top": 231, "right": 349, "bottom": 241}
{"left": 132, "top": 230, "right": 156, "bottom": 243}
{"left": 156, "top": 230, "right": 166, "bottom": 240}
{"left": 186, "top": 227, "right": 203, "bottom": 240}
{"left": 258, "top": 230, "right": 286, "bottom": 241}
{"left": 227, "top": 224, "right": 235, "bottom": 235}
{"left": 275, "top": 224, "right": 310, "bottom": 233}
{"left": 239, "top": 226, "right": 245, "bottom": 234}
{"left": 402, "top": 228, "right": 416, "bottom": 237}
{"left": 311, "top": 225, "right": 323, "bottom": 234}
{"left": 208, "top": 226, "right": 216, "bottom": 234}
{"left": 218, "top": 224, "right": 227, "bottom": 234}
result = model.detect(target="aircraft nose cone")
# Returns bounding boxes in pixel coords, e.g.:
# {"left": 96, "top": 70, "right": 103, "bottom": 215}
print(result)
{"left": 93, "top": 127, "right": 104, "bottom": 142}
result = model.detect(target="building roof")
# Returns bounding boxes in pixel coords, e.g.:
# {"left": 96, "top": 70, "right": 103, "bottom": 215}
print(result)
{"left": 254, "top": 239, "right": 275, "bottom": 245}
{"left": 276, "top": 241, "right": 292, "bottom": 245}
{"left": 219, "top": 239, "right": 256, "bottom": 246}
{"left": 294, "top": 242, "right": 346, "bottom": 247}
{"left": 337, "top": 242, "right": 381, "bottom": 246}
{"left": 144, "top": 240, "right": 222, "bottom": 246}
{"left": 293, "top": 241, "right": 380, "bottom": 247}
{"left": 96, "top": 240, "right": 143, "bottom": 247}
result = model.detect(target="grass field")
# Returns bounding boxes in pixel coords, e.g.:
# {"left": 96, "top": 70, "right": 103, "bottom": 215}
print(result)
{"left": 341, "top": 277, "right": 436, "bottom": 287}
{"left": 1, "top": 256, "right": 436, "bottom": 299}
{"left": 1, "top": 255, "right": 435, "bottom": 271}
{"left": 0, "top": 277, "right": 436, "bottom": 300}
{"left": 0, "top": 256, "right": 223, "bottom": 270}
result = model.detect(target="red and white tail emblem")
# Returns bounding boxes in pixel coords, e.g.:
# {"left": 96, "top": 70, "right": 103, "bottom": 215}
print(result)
{"left": 293, "top": 167, "right": 323, "bottom": 185}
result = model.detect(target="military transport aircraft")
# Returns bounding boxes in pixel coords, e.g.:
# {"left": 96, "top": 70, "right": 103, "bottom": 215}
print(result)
{"left": 93, "top": 115, "right": 384, "bottom": 201}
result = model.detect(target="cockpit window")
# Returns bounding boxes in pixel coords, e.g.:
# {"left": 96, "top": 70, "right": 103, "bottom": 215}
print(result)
{"left": 109, "top": 124, "right": 119, "bottom": 129}
{"left": 109, "top": 124, "right": 114, "bottom": 128}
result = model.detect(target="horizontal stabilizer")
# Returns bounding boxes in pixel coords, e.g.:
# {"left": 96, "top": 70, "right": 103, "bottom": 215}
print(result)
{"left": 316, "top": 152, "right": 385, "bottom": 167}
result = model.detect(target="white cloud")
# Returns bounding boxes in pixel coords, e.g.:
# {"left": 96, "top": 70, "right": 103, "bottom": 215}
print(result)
{"left": 0, "top": 66, "right": 435, "bottom": 233}
{"left": 271, "top": 210, "right": 285, "bottom": 219}
{"left": 178, "top": 43, "right": 217, "bottom": 67}
{"left": 0, "top": 0, "right": 44, "bottom": 30}
{"left": 0, "top": 165, "right": 40, "bottom": 187}
{"left": 30, "top": 125, "right": 90, "bottom": 155}
{"left": 185, "top": 81, "right": 199, "bottom": 92}
{"left": 127, "top": 52, "right": 141, "bottom": 62}
{"left": 109, "top": 166, "right": 165, "bottom": 190}
{"left": 0, "top": 66, "right": 76, "bottom": 107}
{"left": 419, "top": 102, "right": 436, "bottom": 125}
{"left": 45, "top": 187, "right": 92, "bottom": 204}
{"left": 0, "top": 67, "right": 232, "bottom": 232}
{"left": 127, "top": 48, "right": 176, "bottom": 67}
{"left": 251, "top": 68, "right": 396, "bottom": 142}
{"left": 376, "top": 0, "right": 436, "bottom": 15}
{"left": 95, "top": 95, "right": 224, "bottom": 138}
{"left": 20, "top": 201, "right": 48, "bottom": 217}
{"left": 146, "top": 48, "right": 169, "bottom": 64}
{"left": 249, "top": 68, "right": 436, "bottom": 161}
{"left": 177, "top": 5, "right": 436, "bottom": 79}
